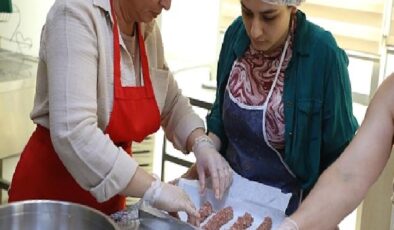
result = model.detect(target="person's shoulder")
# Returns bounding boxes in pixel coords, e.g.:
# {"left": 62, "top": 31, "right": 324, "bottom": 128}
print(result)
{"left": 304, "top": 20, "right": 338, "bottom": 51}
{"left": 381, "top": 73, "right": 394, "bottom": 106}
{"left": 47, "top": 0, "right": 98, "bottom": 19}
{"left": 228, "top": 16, "right": 243, "bottom": 29}
{"left": 46, "top": 0, "right": 99, "bottom": 27}
{"left": 224, "top": 16, "right": 244, "bottom": 36}
{"left": 295, "top": 11, "right": 339, "bottom": 53}
{"left": 49, "top": 0, "right": 95, "bottom": 12}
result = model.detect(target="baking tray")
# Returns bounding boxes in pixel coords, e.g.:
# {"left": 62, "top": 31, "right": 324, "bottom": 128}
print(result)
{"left": 178, "top": 172, "right": 291, "bottom": 229}
{"left": 112, "top": 201, "right": 197, "bottom": 230}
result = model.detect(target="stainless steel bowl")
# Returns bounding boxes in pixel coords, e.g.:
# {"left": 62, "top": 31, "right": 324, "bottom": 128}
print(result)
{"left": 0, "top": 200, "right": 119, "bottom": 230}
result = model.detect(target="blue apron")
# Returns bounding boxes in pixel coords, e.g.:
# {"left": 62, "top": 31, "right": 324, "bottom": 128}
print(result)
{"left": 222, "top": 38, "right": 302, "bottom": 215}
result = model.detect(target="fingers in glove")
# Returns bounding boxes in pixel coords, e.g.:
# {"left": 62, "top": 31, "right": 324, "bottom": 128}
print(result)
{"left": 187, "top": 211, "right": 199, "bottom": 227}
{"left": 218, "top": 167, "right": 226, "bottom": 200}
{"left": 224, "top": 166, "right": 233, "bottom": 192}
{"left": 197, "top": 164, "right": 206, "bottom": 195}
{"left": 209, "top": 164, "right": 220, "bottom": 199}
{"left": 181, "top": 198, "right": 200, "bottom": 227}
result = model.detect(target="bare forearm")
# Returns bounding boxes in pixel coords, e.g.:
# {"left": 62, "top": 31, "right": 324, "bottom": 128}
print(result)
{"left": 292, "top": 163, "right": 369, "bottom": 230}
{"left": 291, "top": 75, "right": 394, "bottom": 229}
{"left": 292, "top": 133, "right": 391, "bottom": 229}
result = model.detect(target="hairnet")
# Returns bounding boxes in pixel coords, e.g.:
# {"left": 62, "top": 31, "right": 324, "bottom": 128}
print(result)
{"left": 260, "top": 0, "right": 304, "bottom": 6}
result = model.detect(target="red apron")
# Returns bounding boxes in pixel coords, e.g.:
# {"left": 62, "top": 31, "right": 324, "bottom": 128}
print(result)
{"left": 8, "top": 0, "right": 160, "bottom": 215}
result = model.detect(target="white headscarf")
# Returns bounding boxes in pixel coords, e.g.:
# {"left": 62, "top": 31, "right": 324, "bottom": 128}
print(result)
{"left": 260, "top": 0, "right": 304, "bottom": 6}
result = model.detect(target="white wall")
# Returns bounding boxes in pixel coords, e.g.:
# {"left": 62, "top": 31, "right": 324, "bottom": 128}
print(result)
{"left": 0, "top": 0, "right": 54, "bottom": 57}
{"left": 0, "top": 0, "right": 221, "bottom": 63}
{"left": 159, "top": 0, "right": 221, "bottom": 71}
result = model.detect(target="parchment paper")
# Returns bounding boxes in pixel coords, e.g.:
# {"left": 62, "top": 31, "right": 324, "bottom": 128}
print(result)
{"left": 178, "top": 172, "right": 291, "bottom": 229}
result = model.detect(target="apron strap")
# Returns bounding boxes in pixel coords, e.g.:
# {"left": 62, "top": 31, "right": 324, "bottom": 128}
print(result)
{"left": 110, "top": 0, "right": 154, "bottom": 98}
{"left": 137, "top": 23, "right": 155, "bottom": 97}
{"left": 110, "top": 0, "right": 122, "bottom": 95}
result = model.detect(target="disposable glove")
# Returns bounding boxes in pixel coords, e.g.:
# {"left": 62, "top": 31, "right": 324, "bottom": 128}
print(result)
{"left": 142, "top": 179, "right": 199, "bottom": 225}
{"left": 277, "top": 217, "right": 299, "bottom": 230}
{"left": 192, "top": 135, "right": 233, "bottom": 200}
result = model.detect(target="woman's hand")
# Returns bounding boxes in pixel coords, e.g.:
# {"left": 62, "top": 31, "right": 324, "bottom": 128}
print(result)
{"left": 143, "top": 180, "right": 200, "bottom": 226}
{"left": 192, "top": 136, "right": 233, "bottom": 200}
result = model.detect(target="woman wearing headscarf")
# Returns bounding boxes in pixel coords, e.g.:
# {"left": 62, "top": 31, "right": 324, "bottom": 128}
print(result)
{"left": 7, "top": 0, "right": 232, "bottom": 221}
{"left": 183, "top": 0, "right": 358, "bottom": 215}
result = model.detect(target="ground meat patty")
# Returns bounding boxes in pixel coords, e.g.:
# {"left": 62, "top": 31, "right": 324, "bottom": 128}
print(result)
{"left": 187, "top": 201, "right": 213, "bottom": 224}
{"left": 229, "top": 212, "right": 253, "bottom": 230}
{"left": 256, "top": 216, "right": 273, "bottom": 230}
{"left": 199, "top": 201, "right": 214, "bottom": 223}
{"left": 202, "top": 206, "right": 234, "bottom": 230}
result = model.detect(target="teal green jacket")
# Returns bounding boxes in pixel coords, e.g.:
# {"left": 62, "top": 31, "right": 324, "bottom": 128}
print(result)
{"left": 207, "top": 11, "right": 359, "bottom": 194}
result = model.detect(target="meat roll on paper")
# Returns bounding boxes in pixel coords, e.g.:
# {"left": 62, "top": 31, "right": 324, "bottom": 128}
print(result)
{"left": 178, "top": 171, "right": 291, "bottom": 229}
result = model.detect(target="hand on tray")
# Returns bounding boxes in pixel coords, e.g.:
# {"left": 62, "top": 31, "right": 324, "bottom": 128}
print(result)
{"left": 144, "top": 180, "right": 201, "bottom": 226}
{"left": 182, "top": 159, "right": 233, "bottom": 201}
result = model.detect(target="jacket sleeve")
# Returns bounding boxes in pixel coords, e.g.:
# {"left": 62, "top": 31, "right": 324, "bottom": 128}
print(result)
{"left": 206, "top": 17, "right": 242, "bottom": 151}
{"left": 45, "top": 2, "right": 138, "bottom": 202}
{"left": 160, "top": 67, "right": 205, "bottom": 153}
{"left": 320, "top": 38, "right": 359, "bottom": 172}
{"left": 206, "top": 69, "right": 226, "bottom": 141}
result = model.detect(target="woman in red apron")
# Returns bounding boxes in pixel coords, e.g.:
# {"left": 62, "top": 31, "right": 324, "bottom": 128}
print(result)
{"left": 8, "top": 0, "right": 198, "bottom": 219}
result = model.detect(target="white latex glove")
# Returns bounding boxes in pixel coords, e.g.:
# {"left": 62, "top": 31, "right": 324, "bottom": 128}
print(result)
{"left": 143, "top": 179, "right": 199, "bottom": 225}
{"left": 192, "top": 135, "right": 233, "bottom": 200}
{"left": 277, "top": 217, "right": 299, "bottom": 230}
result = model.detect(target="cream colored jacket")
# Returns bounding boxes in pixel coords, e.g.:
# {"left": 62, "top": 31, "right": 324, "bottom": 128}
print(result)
{"left": 30, "top": 0, "right": 204, "bottom": 202}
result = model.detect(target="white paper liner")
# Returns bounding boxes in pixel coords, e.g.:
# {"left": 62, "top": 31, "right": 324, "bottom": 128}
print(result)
{"left": 178, "top": 172, "right": 291, "bottom": 229}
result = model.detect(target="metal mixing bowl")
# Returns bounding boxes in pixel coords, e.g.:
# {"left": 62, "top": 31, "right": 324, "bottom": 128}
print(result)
{"left": 0, "top": 200, "right": 119, "bottom": 230}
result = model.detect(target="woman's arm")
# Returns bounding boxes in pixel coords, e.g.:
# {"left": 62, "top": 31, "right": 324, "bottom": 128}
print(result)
{"left": 45, "top": 2, "right": 138, "bottom": 202}
{"left": 185, "top": 128, "right": 231, "bottom": 200}
{"left": 148, "top": 22, "right": 231, "bottom": 200}
{"left": 288, "top": 74, "right": 394, "bottom": 230}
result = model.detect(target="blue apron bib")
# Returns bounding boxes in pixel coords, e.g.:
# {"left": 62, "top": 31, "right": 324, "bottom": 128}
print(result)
{"left": 222, "top": 38, "right": 302, "bottom": 215}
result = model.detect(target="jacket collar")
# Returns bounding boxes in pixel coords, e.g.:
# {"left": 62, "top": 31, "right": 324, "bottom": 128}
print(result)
{"left": 233, "top": 20, "right": 250, "bottom": 59}
{"left": 92, "top": 0, "right": 154, "bottom": 41}
{"left": 93, "top": 0, "right": 111, "bottom": 21}
{"left": 233, "top": 10, "right": 310, "bottom": 58}
{"left": 292, "top": 10, "right": 310, "bottom": 56}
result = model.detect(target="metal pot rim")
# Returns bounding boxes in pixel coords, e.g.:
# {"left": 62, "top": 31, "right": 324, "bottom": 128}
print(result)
{"left": 0, "top": 199, "right": 119, "bottom": 229}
